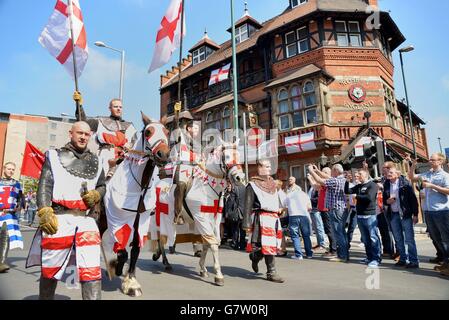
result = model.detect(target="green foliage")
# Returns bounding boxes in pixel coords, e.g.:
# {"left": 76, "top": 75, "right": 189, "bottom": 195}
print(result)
{"left": 20, "top": 176, "right": 39, "bottom": 193}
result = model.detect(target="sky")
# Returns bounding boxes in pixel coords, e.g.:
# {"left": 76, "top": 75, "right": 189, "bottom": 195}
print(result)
{"left": 0, "top": 0, "right": 448, "bottom": 155}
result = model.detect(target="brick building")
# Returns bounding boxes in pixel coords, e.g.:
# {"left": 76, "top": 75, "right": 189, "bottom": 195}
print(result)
{"left": 159, "top": 0, "right": 428, "bottom": 190}
{"left": 0, "top": 113, "right": 75, "bottom": 179}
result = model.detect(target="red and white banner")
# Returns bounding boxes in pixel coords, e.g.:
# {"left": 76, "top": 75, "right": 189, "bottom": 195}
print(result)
{"left": 39, "top": 0, "right": 88, "bottom": 79}
{"left": 148, "top": 0, "right": 186, "bottom": 73}
{"left": 285, "top": 132, "right": 316, "bottom": 154}
{"left": 354, "top": 136, "right": 373, "bottom": 157}
{"left": 20, "top": 141, "right": 45, "bottom": 179}
{"left": 209, "top": 63, "right": 231, "bottom": 86}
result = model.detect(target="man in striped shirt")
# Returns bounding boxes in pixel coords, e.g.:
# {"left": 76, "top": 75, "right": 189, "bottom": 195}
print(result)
{"left": 0, "top": 162, "right": 23, "bottom": 273}
{"left": 309, "top": 164, "right": 349, "bottom": 262}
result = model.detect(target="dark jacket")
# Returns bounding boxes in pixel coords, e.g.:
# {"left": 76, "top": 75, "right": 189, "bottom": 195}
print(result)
{"left": 345, "top": 180, "right": 378, "bottom": 216}
{"left": 383, "top": 176, "right": 418, "bottom": 219}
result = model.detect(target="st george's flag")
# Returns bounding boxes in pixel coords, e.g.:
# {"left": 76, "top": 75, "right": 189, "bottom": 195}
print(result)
{"left": 148, "top": 0, "right": 186, "bottom": 73}
{"left": 39, "top": 0, "right": 88, "bottom": 79}
{"left": 209, "top": 63, "right": 231, "bottom": 86}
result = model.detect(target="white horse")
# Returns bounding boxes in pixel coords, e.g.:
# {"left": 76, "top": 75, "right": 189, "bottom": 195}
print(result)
{"left": 151, "top": 142, "right": 246, "bottom": 286}
{"left": 100, "top": 112, "right": 170, "bottom": 297}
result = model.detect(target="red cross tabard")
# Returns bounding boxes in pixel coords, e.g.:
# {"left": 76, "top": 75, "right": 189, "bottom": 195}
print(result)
{"left": 155, "top": 188, "right": 169, "bottom": 227}
{"left": 200, "top": 200, "right": 223, "bottom": 218}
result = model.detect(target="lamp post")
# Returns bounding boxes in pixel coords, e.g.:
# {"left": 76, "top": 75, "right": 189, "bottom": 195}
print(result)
{"left": 399, "top": 45, "right": 416, "bottom": 159}
{"left": 94, "top": 41, "right": 125, "bottom": 102}
{"left": 438, "top": 137, "right": 443, "bottom": 154}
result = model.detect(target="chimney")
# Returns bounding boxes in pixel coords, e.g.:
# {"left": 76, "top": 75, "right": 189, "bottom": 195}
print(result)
{"left": 366, "top": 0, "right": 378, "bottom": 7}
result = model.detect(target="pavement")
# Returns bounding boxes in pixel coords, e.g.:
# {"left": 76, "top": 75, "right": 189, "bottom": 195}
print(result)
{"left": 0, "top": 223, "right": 448, "bottom": 300}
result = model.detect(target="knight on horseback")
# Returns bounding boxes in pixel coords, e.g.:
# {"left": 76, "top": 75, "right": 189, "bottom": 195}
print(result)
{"left": 171, "top": 111, "right": 202, "bottom": 226}
{"left": 74, "top": 92, "right": 136, "bottom": 179}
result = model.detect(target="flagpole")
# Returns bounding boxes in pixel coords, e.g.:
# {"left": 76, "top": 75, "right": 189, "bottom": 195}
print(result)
{"left": 175, "top": 0, "right": 186, "bottom": 130}
{"left": 68, "top": 0, "right": 81, "bottom": 121}
{"left": 230, "top": 0, "right": 239, "bottom": 137}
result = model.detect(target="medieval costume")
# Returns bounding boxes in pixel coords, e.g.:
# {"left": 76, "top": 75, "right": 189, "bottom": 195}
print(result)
{"left": 243, "top": 175, "right": 284, "bottom": 283}
{"left": 0, "top": 177, "right": 23, "bottom": 273}
{"left": 26, "top": 142, "right": 106, "bottom": 300}
{"left": 77, "top": 105, "right": 136, "bottom": 178}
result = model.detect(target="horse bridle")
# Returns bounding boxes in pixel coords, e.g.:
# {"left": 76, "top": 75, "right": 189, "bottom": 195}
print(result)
{"left": 126, "top": 124, "right": 168, "bottom": 190}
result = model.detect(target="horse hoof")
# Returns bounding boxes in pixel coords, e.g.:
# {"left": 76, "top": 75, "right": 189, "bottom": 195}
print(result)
{"left": 214, "top": 277, "right": 224, "bottom": 286}
{"left": 194, "top": 251, "right": 202, "bottom": 258}
{"left": 200, "top": 271, "right": 208, "bottom": 278}
{"left": 152, "top": 253, "right": 161, "bottom": 261}
{"left": 165, "top": 265, "right": 173, "bottom": 272}
{"left": 127, "top": 288, "right": 143, "bottom": 297}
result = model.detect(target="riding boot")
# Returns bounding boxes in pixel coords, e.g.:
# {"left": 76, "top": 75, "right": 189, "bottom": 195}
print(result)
{"left": 81, "top": 280, "right": 102, "bottom": 300}
{"left": 249, "top": 249, "right": 263, "bottom": 273}
{"left": 173, "top": 182, "right": 186, "bottom": 225}
{"left": 265, "top": 255, "right": 284, "bottom": 283}
{"left": 39, "top": 277, "right": 58, "bottom": 300}
{"left": 115, "top": 250, "right": 128, "bottom": 276}
{"left": 0, "top": 223, "right": 10, "bottom": 273}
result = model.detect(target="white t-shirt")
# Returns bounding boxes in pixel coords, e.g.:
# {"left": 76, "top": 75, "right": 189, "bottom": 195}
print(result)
{"left": 284, "top": 187, "right": 311, "bottom": 217}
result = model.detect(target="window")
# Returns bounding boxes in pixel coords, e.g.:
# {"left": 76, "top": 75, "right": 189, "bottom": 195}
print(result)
{"left": 193, "top": 47, "right": 206, "bottom": 65}
{"left": 50, "top": 134, "right": 56, "bottom": 142}
{"left": 336, "top": 21, "right": 362, "bottom": 47}
{"left": 50, "top": 122, "right": 57, "bottom": 130}
{"left": 291, "top": 0, "right": 308, "bottom": 8}
{"left": 284, "top": 26, "right": 309, "bottom": 59}
{"left": 206, "top": 107, "right": 234, "bottom": 140}
{"left": 297, "top": 27, "right": 309, "bottom": 53}
{"left": 291, "top": 165, "right": 309, "bottom": 191}
{"left": 277, "top": 81, "right": 318, "bottom": 131}
{"left": 384, "top": 84, "right": 398, "bottom": 129}
{"left": 235, "top": 24, "right": 249, "bottom": 44}
{"left": 223, "top": 107, "right": 231, "bottom": 130}
{"left": 285, "top": 32, "right": 297, "bottom": 58}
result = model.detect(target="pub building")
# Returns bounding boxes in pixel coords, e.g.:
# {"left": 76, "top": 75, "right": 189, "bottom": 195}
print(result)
{"left": 159, "top": 0, "right": 428, "bottom": 190}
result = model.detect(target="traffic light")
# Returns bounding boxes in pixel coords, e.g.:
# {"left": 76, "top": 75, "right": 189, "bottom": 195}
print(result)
{"left": 363, "top": 140, "right": 386, "bottom": 169}
{"left": 363, "top": 142, "right": 378, "bottom": 167}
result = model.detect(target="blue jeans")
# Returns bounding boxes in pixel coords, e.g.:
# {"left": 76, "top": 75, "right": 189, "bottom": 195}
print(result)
{"left": 289, "top": 215, "right": 313, "bottom": 257}
{"left": 387, "top": 212, "right": 419, "bottom": 264}
{"left": 357, "top": 215, "right": 381, "bottom": 262}
{"left": 346, "top": 208, "right": 358, "bottom": 247}
{"left": 425, "top": 210, "right": 449, "bottom": 263}
{"left": 329, "top": 209, "right": 349, "bottom": 260}
{"left": 310, "top": 211, "right": 326, "bottom": 247}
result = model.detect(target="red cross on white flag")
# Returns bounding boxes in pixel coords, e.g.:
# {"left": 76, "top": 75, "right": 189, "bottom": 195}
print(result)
{"left": 39, "top": 0, "right": 88, "bottom": 79}
{"left": 285, "top": 132, "right": 316, "bottom": 154}
{"left": 209, "top": 63, "right": 231, "bottom": 86}
{"left": 148, "top": 0, "right": 186, "bottom": 73}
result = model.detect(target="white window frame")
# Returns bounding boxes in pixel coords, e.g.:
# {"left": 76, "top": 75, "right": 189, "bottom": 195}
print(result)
{"left": 297, "top": 26, "right": 309, "bottom": 53}
{"left": 235, "top": 24, "right": 249, "bottom": 44}
{"left": 285, "top": 31, "right": 298, "bottom": 58}
{"left": 192, "top": 47, "right": 206, "bottom": 65}
{"left": 291, "top": 0, "right": 308, "bottom": 8}
{"left": 279, "top": 114, "right": 291, "bottom": 131}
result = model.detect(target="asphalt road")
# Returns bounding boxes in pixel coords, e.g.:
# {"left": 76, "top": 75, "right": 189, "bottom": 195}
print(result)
{"left": 0, "top": 224, "right": 448, "bottom": 300}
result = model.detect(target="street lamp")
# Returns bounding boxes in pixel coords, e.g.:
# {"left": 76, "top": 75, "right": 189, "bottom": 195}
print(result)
{"left": 399, "top": 45, "right": 416, "bottom": 159}
{"left": 438, "top": 137, "right": 443, "bottom": 154}
{"left": 94, "top": 41, "right": 125, "bottom": 102}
